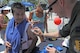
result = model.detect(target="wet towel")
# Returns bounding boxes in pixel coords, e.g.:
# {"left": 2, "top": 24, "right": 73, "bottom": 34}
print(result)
{"left": 6, "top": 18, "right": 27, "bottom": 53}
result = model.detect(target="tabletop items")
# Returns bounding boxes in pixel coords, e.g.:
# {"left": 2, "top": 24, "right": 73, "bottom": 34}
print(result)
{"left": 36, "top": 44, "right": 63, "bottom": 53}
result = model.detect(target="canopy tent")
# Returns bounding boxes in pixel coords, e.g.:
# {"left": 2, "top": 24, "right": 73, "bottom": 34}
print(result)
{"left": 21, "top": 2, "right": 34, "bottom": 6}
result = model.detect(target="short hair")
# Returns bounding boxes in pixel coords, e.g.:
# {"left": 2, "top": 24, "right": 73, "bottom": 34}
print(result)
{"left": 36, "top": 4, "right": 43, "bottom": 10}
{"left": 11, "top": 2, "right": 25, "bottom": 13}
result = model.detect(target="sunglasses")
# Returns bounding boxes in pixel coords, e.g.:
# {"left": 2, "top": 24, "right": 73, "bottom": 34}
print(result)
{"left": 48, "top": 0, "right": 58, "bottom": 12}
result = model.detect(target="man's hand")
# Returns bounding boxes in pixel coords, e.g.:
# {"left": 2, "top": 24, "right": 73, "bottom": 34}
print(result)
{"left": 32, "top": 27, "right": 43, "bottom": 36}
{"left": 4, "top": 41, "right": 11, "bottom": 53}
{"left": 5, "top": 41, "right": 11, "bottom": 49}
{"left": 46, "top": 46, "right": 57, "bottom": 53}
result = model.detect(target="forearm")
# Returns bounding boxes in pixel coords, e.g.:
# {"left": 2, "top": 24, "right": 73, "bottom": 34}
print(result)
{"left": 43, "top": 31, "right": 60, "bottom": 38}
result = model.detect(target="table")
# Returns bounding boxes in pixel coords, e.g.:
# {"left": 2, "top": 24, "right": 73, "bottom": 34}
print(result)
{"left": 36, "top": 39, "right": 67, "bottom": 53}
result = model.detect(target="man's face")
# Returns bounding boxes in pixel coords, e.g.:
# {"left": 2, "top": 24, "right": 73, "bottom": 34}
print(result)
{"left": 13, "top": 8, "right": 25, "bottom": 23}
{"left": 48, "top": 0, "right": 65, "bottom": 17}
{"left": 3, "top": 10, "right": 10, "bottom": 14}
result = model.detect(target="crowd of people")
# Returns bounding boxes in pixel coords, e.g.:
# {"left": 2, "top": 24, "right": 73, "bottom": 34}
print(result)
{"left": 0, "top": 0, "right": 80, "bottom": 53}
{"left": 33, "top": 0, "right": 80, "bottom": 53}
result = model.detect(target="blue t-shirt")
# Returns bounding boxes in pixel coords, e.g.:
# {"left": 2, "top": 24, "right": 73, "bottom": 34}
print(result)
{"left": 32, "top": 12, "right": 45, "bottom": 32}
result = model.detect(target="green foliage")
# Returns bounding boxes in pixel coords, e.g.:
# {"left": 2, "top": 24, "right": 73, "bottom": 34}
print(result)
{"left": 14, "top": 0, "right": 21, "bottom": 2}
{"left": 27, "top": 0, "right": 39, "bottom": 5}
{"left": 1, "top": 0, "right": 8, "bottom": 5}
{"left": 0, "top": 0, "right": 48, "bottom": 7}
{"left": 0, "top": 0, "right": 21, "bottom": 5}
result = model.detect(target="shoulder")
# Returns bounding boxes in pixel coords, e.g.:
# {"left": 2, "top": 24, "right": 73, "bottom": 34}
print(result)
{"left": 25, "top": 23, "right": 31, "bottom": 30}
{"left": 7, "top": 18, "right": 13, "bottom": 25}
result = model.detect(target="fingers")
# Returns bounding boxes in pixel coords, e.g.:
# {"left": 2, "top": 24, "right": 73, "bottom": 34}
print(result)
{"left": 33, "top": 30, "right": 40, "bottom": 35}
{"left": 46, "top": 46, "right": 52, "bottom": 51}
{"left": 32, "top": 27, "right": 43, "bottom": 35}
{"left": 33, "top": 27, "right": 41, "bottom": 32}
{"left": 46, "top": 46, "right": 56, "bottom": 52}
{"left": 5, "top": 41, "right": 11, "bottom": 48}
{"left": 33, "top": 27, "right": 39, "bottom": 29}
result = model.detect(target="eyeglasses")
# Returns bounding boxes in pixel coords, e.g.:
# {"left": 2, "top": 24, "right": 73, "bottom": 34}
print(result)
{"left": 48, "top": 0, "right": 58, "bottom": 12}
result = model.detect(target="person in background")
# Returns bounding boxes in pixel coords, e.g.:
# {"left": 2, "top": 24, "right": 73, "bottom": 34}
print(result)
{"left": 5, "top": 2, "right": 37, "bottom": 53}
{"left": 0, "top": 14, "right": 4, "bottom": 30}
{"left": 0, "top": 14, "right": 5, "bottom": 45}
{"left": 1, "top": 6, "right": 10, "bottom": 24}
{"left": 0, "top": 6, "right": 10, "bottom": 41}
{"left": 33, "top": 0, "right": 80, "bottom": 53}
{"left": 28, "top": 4, "right": 48, "bottom": 42}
